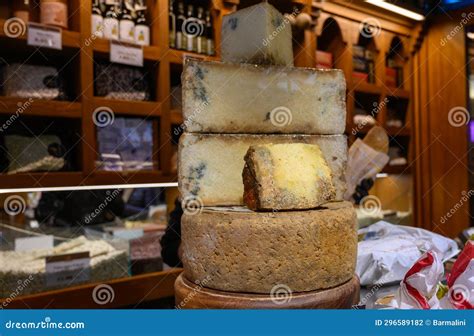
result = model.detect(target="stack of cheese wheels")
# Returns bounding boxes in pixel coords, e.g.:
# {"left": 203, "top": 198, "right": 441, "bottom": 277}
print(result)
{"left": 178, "top": 3, "right": 357, "bottom": 301}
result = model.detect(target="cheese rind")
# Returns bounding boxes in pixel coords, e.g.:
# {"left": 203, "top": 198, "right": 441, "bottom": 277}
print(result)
{"left": 182, "top": 59, "right": 346, "bottom": 134}
{"left": 243, "top": 143, "right": 336, "bottom": 210}
{"left": 178, "top": 133, "right": 347, "bottom": 206}
{"left": 221, "top": 3, "right": 294, "bottom": 66}
{"left": 182, "top": 202, "right": 357, "bottom": 293}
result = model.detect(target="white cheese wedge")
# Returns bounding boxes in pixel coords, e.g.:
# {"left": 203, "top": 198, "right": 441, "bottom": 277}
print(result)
{"left": 221, "top": 2, "right": 294, "bottom": 66}
{"left": 178, "top": 133, "right": 347, "bottom": 206}
{"left": 182, "top": 59, "right": 346, "bottom": 134}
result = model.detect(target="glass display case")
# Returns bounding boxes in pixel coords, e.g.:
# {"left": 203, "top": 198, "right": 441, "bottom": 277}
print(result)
{"left": 0, "top": 186, "right": 174, "bottom": 302}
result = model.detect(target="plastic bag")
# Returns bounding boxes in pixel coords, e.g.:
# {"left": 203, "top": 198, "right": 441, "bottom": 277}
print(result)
{"left": 344, "top": 139, "right": 389, "bottom": 200}
{"left": 357, "top": 221, "right": 459, "bottom": 286}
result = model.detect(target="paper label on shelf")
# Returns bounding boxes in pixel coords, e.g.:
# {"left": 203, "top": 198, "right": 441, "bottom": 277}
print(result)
{"left": 110, "top": 40, "right": 143, "bottom": 67}
{"left": 15, "top": 235, "right": 54, "bottom": 252}
{"left": 29, "top": 220, "right": 40, "bottom": 229}
{"left": 113, "top": 228, "right": 144, "bottom": 240}
{"left": 45, "top": 252, "right": 91, "bottom": 287}
{"left": 27, "top": 23, "right": 62, "bottom": 50}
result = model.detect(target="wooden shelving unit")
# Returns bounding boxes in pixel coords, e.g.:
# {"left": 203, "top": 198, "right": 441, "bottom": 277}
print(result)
{"left": 0, "top": 0, "right": 419, "bottom": 190}
{"left": 0, "top": 171, "right": 84, "bottom": 189}
{"left": 350, "top": 82, "right": 384, "bottom": 95}
{"left": 166, "top": 48, "right": 219, "bottom": 64}
{"left": 383, "top": 164, "right": 411, "bottom": 175}
{"left": 90, "top": 97, "right": 163, "bottom": 117}
{"left": 386, "top": 87, "right": 410, "bottom": 99}
{"left": 0, "top": 0, "right": 428, "bottom": 307}
{"left": 0, "top": 0, "right": 321, "bottom": 189}
{"left": 0, "top": 97, "right": 82, "bottom": 118}
{"left": 0, "top": 18, "right": 82, "bottom": 49}
{"left": 170, "top": 108, "right": 183, "bottom": 124}
{"left": 314, "top": 2, "right": 415, "bottom": 178}
{"left": 92, "top": 37, "right": 163, "bottom": 61}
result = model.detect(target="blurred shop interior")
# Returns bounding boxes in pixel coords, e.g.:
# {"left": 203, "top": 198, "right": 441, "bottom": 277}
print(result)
{"left": 0, "top": 0, "right": 473, "bottom": 309}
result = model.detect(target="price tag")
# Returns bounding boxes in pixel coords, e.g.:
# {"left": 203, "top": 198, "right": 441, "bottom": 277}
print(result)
{"left": 113, "top": 228, "right": 144, "bottom": 240}
{"left": 45, "top": 252, "right": 90, "bottom": 287}
{"left": 15, "top": 235, "right": 54, "bottom": 252}
{"left": 27, "top": 23, "right": 62, "bottom": 50}
{"left": 110, "top": 40, "right": 144, "bottom": 67}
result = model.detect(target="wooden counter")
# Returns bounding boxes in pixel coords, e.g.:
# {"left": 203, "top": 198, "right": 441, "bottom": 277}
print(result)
{"left": 1, "top": 269, "right": 182, "bottom": 309}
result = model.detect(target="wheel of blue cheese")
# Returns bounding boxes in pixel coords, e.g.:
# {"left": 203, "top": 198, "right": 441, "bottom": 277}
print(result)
{"left": 181, "top": 201, "right": 357, "bottom": 294}
{"left": 182, "top": 59, "right": 346, "bottom": 135}
{"left": 178, "top": 133, "right": 347, "bottom": 206}
{"left": 221, "top": 2, "right": 294, "bottom": 66}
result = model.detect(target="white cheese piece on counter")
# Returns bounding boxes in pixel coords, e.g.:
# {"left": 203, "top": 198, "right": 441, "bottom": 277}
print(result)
{"left": 182, "top": 59, "right": 346, "bottom": 135}
{"left": 0, "top": 236, "right": 128, "bottom": 298}
{"left": 221, "top": 2, "right": 294, "bottom": 66}
{"left": 178, "top": 133, "right": 347, "bottom": 206}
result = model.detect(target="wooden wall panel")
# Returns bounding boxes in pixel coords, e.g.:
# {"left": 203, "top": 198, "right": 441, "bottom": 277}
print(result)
{"left": 414, "top": 14, "right": 470, "bottom": 237}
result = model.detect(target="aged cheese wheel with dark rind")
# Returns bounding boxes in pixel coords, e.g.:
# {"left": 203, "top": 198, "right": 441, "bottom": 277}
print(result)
{"left": 182, "top": 201, "right": 357, "bottom": 294}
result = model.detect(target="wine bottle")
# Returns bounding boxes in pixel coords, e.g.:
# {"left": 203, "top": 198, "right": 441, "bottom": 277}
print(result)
{"left": 205, "top": 10, "right": 214, "bottom": 56}
{"left": 176, "top": 1, "right": 185, "bottom": 50}
{"left": 119, "top": 0, "right": 135, "bottom": 42}
{"left": 185, "top": 4, "right": 195, "bottom": 52}
{"left": 169, "top": 0, "right": 176, "bottom": 48}
{"left": 196, "top": 7, "right": 205, "bottom": 54}
{"left": 134, "top": 0, "right": 150, "bottom": 46}
{"left": 92, "top": 0, "right": 104, "bottom": 38}
{"left": 103, "top": 0, "right": 119, "bottom": 40}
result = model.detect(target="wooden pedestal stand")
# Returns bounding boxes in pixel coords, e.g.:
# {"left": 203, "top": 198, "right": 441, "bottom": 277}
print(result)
{"left": 175, "top": 273, "right": 360, "bottom": 309}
